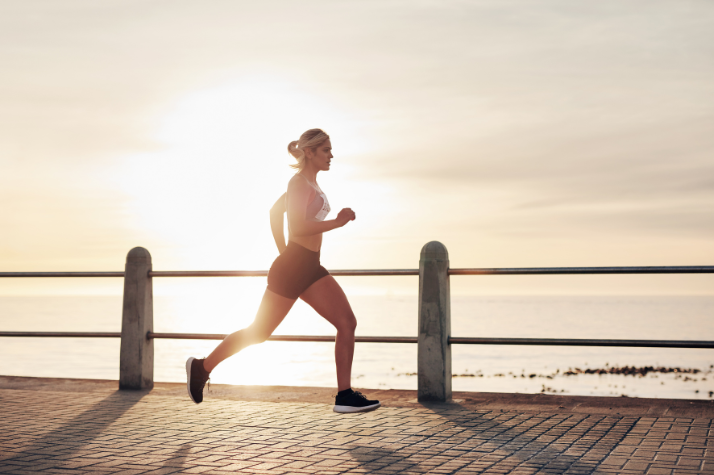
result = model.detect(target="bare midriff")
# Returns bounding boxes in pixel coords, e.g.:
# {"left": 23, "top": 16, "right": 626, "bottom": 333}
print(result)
{"left": 288, "top": 231, "right": 322, "bottom": 252}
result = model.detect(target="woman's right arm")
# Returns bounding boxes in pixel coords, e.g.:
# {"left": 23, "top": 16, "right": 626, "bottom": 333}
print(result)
{"left": 270, "top": 193, "right": 287, "bottom": 254}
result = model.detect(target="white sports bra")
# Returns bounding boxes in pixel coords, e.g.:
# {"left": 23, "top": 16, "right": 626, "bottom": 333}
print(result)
{"left": 298, "top": 174, "right": 331, "bottom": 222}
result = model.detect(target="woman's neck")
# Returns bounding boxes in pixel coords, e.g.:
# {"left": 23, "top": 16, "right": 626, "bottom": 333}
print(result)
{"left": 300, "top": 166, "right": 319, "bottom": 184}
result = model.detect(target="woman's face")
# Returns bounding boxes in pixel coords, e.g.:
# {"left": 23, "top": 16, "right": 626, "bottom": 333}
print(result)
{"left": 307, "top": 139, "right": 333, "bottom": 171}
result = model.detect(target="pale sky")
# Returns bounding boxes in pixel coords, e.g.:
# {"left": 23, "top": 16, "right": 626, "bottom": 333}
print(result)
{"left": 1, "top": 0, "right": 713, "bottom": 295}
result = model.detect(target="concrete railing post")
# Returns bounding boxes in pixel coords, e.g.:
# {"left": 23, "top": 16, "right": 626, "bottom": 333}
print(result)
{"left": 418, "top": 241, "right": 451, "bottom": 402}
{"left": 119, "top": 247, "right": 154, "bottom": 390}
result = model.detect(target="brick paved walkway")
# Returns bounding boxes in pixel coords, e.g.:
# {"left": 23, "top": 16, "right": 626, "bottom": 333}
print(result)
{"left": 1, "top": 382, "right": 713, "bottom": 474}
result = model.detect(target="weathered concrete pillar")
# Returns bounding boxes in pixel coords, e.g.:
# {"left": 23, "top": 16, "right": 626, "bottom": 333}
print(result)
{"left": 119, "top": 247, "right": 154, "bottom": 390}
{"left": 418, "top": 241, "right": 451, "bottom": 402}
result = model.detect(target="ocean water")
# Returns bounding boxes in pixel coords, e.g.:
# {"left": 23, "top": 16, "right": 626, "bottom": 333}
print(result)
{"left": 0, "top": 291, "right": 712, "bottom": 399}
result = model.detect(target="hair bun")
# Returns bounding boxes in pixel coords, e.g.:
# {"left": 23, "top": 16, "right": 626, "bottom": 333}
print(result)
{"left": 287, "top": 140, "right": 304, "bottom": 159}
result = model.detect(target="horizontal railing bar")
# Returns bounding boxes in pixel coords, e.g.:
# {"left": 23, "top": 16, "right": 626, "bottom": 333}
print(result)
{"left": 150, "top": 271, "right": 266, "bottom": 277}
{"left": 1, "top": 332, "right": 712, "bottom": 348}
{"left": 150, "top": 266, "right": 714, "bottom": 277}
{"left": 148, "top": 270, "right": 419, "bottom": 277}
{"left": 0, "top": 331, "right": 121, "bottom": 338}
{"left": 148, "top": 332, "right": 417, "bottom": 343}
{"left": 1, "top": 266, "right": 711, "bottom": 279}
{"left": 0, "top": 331, "right": 412, "bottom": 343}
{"left": 450, "top": 266, "right": 714, "bottom": 275}
{"left": 0, "top": 272, "right": 125, "bottom": 278}
{"left": 449, "top": 337, "right": 714, "bottom": 348}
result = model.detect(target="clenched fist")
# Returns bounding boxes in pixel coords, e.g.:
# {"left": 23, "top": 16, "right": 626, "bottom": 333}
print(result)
{"left": 335, "top": 208, "right": 356, "bottom": 227}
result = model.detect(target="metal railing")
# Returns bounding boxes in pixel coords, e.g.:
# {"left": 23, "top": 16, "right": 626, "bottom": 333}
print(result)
{"left": 2, "top": 265, "right": 710, "bottom": 278}
{"left": 1, "top": 243, "right": 712, "bottom": 401}
{"left": 3, "top": 332, "right": 714, "bottom": 349}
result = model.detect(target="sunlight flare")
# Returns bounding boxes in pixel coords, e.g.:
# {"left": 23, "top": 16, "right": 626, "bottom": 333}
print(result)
{"left": 114, "top": 77, "right": 372, "bottom": 269}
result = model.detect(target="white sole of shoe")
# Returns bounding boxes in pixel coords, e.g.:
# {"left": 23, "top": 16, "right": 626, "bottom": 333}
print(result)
{"left": 186, "top": 357, "right": 198, "bottom": 403}
{"left": 333, "top": 402, "right": 381, "bottom": 413}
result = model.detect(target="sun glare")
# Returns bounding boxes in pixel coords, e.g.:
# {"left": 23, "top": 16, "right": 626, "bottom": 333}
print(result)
{"left": 115, "top": 76, "right": 370, "bottom": 271}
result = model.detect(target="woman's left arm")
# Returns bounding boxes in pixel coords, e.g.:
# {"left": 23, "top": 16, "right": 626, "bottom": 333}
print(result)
{"left": 269, "top": 193, "right": 287, "bottom": 254}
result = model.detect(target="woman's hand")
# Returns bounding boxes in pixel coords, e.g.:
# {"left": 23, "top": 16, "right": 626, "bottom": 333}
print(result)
{"left": 335, "top": 208, "right": 356, "bottom": 227}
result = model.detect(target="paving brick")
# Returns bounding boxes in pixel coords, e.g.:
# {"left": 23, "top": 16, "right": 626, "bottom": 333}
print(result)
{"left": 675, "top": 457, "right": 702, "bottom": 468}
{"left": 647, "top": 468, "right": 673, "bottom": 475}
{"left": 624, "top": 460, "right": 651, "bottom": 471}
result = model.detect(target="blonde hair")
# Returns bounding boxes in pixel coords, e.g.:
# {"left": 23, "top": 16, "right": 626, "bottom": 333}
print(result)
{"left": 287, "top": 128, "right": 330, "bottom": 171}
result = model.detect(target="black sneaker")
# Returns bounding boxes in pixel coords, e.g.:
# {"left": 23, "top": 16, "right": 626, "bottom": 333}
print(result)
{"left": 186, "top": 357, "right": 210, "bottom": 404}
{"left": 333, "top": 389, "right": 380, "bottom": 413}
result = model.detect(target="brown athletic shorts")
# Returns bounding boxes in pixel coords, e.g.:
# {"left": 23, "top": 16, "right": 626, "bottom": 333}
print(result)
{"left": 267, "top": 241, "right": 330, "bottom": 299}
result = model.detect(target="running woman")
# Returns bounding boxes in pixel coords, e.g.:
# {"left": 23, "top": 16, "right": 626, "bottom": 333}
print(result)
{"left": 186, "top": 128, "right": 380, "bottom": 413}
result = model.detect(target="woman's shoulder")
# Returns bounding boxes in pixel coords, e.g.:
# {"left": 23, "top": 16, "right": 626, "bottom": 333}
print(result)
{"left": 287, "top": 174, "right": 313, "bottom": 193}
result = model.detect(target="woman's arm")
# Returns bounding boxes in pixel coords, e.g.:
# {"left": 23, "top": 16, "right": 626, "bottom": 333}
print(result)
{"left": 287, "top": 178, "right": 355, "bottom": 237}
{"left": 269, "top": 193, "right": 287, "bottom": 254}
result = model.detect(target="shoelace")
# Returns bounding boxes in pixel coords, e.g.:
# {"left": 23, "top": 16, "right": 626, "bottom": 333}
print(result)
{"left": 195, "top": 369, "right": 210, "bottom": 394}
{"left": 352, "top": 391, "right": 367, "bottom": 400}
{"left": 200, "top": 359, "right": 211, "bottom": 393}
{"left": 334, "top": 390, "right": 367, "bottom": 401}
{"left": 334, "top": 390, "right": 371, "bottom": 402}
{"left": 200, "top": 376, "right": 210, "bottom": 393}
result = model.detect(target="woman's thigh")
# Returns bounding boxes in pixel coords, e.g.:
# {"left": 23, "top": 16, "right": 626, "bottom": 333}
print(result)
{"left": 300, "top": 275, "right": 356, "bottom": 330}
{"left": 249, "top": 288, "right": 297, "bottom": 339}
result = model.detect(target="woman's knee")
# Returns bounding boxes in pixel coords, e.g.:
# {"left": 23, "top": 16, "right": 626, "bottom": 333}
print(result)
{"left": 338, "top": 312, "right": 357, "bottom": 334}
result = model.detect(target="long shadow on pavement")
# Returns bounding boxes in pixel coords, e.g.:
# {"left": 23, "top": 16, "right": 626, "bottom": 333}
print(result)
{"left": 0, "top": 390, "right": 147, "bottom": 472}
{"left": 347, "top": 402, "right": 638, "bottom": 474}
{"left": 160, "top": 442, "right": 193, "bottom": 472}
